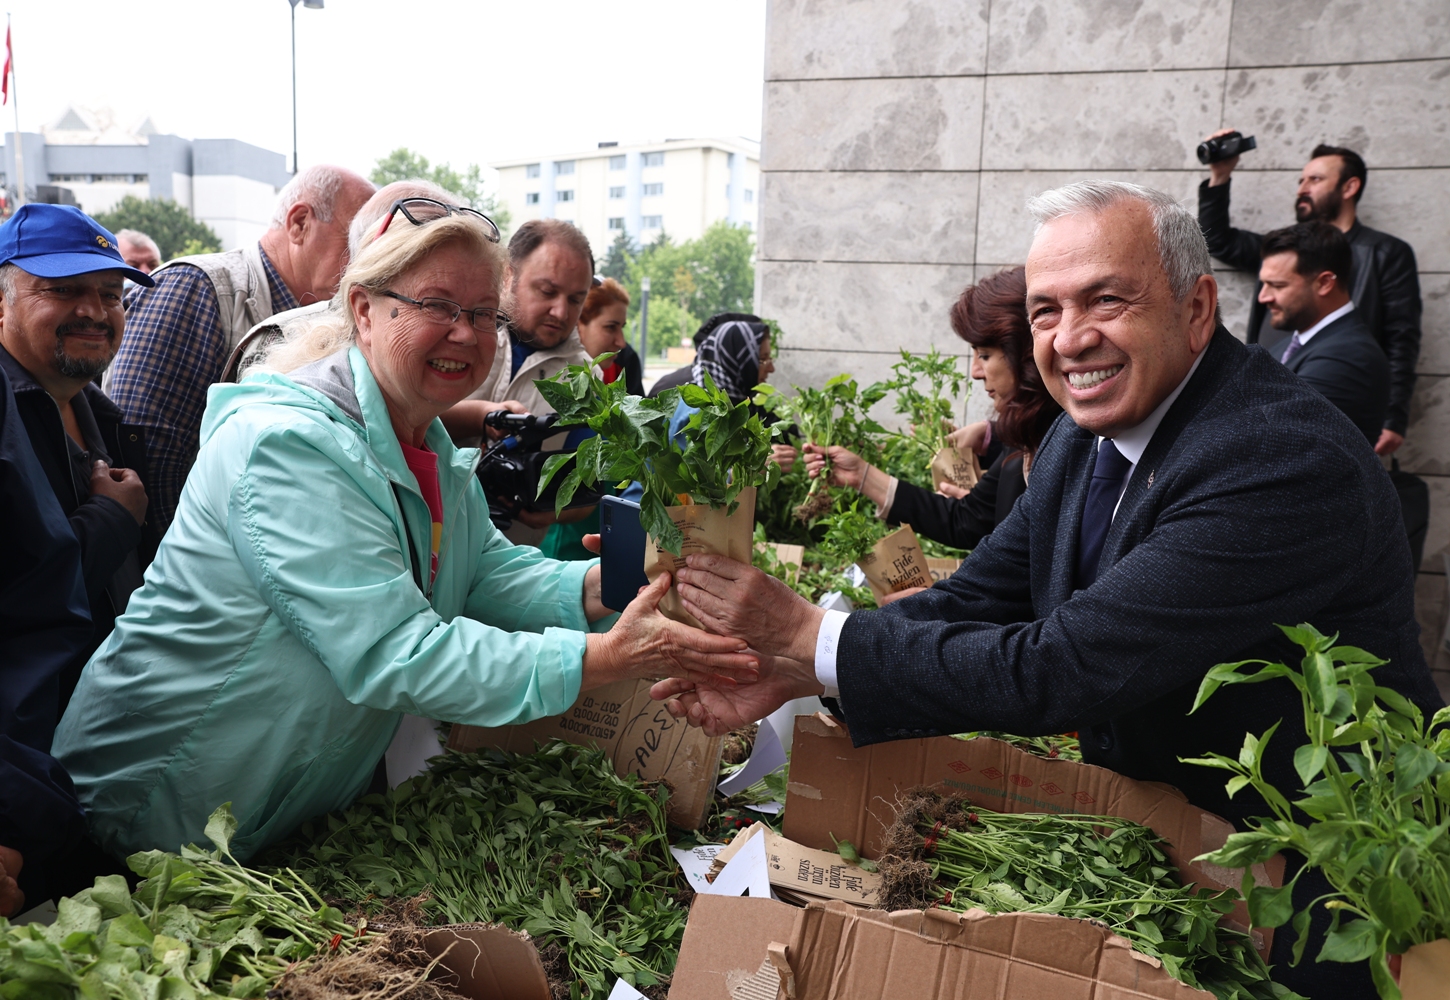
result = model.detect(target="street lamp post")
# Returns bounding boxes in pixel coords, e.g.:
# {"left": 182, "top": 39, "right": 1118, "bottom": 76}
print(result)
{"left": 288, "top": 0, "right": 324, "bottom": 175}
{"left": 639, "top": 275, "right": 651, "bottom": 362}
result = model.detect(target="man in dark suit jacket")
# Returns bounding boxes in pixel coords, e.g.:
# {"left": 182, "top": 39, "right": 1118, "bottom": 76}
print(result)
{"left": 1257, "top": 221, "right": 1390, "bottom": 444}
{"left": 1198, "top": 137, "right": 1421, "bottom": 457}
{"left": 653, "top": 181, "right": 1442, "bottom": 998}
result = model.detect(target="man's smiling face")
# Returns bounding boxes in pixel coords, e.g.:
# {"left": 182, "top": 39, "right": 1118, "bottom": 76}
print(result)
{"left": 1025, "top": 201, "right": 1213, "bottom": 437}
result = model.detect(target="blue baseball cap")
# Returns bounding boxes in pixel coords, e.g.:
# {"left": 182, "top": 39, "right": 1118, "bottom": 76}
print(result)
{"left": 0, "top": 203, "right": 156, "bottom": 287}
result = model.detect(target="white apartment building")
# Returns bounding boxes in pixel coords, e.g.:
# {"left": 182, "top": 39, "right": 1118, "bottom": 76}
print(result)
{"left": 492, "top": 137, "right": 760, "bottom": 256}
{"left": 4, "top": 107, "right": 290, "bottom": 250}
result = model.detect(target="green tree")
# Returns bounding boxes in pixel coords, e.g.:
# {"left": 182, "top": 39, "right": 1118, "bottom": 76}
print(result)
{"left": 92, "top": 195, "right": 222, "bottom": 261}
{"left": 600, "top": 230, "right": 637, "bottom": 281}
{"left": 370, "top": 147, "right": 512, "bottom": 238}
{"left": 616, "top": 222, "right": 755, "bottom": 358}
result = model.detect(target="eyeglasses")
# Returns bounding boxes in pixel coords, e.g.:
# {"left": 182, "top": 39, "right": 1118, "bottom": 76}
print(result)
{"left": 380, "top": 289, "right": 510, "bottom": 333}
{"left": 376, "top": 197, "right": 501, "bottom": 243}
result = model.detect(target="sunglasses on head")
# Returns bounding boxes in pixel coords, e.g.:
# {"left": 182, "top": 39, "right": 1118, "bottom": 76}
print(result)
{"left": 375, "top": 197, "right": 501, "bottom": 243}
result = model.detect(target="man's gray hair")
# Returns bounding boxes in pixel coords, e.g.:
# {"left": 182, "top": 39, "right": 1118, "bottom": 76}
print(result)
{"left": 270, "top": 165, "right": 361, "bottom": 228}
{"left": 347, "top": 179, "right": 463, "bottom": 259}
{"left": 114, "top": 229, "right": 161, "bottom": 258}
{"left": 0, "top": 262, "right": 16, "bottom": 300}
{"left": 1026, "top": 181, "right": 1213, "bottom": 302}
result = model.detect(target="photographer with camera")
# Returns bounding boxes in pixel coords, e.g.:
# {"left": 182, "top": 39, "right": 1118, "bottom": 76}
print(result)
{"left": 1197, "top": 130, "right": 1423, "bottom": 457}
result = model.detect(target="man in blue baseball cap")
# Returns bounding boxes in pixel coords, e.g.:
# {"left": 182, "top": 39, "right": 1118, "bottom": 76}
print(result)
{"left": 0, "top": 203, "right": 157, "bottom": 720}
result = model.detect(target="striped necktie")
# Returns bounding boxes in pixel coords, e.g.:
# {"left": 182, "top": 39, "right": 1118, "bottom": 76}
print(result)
{"left": 1279, "top": 332, "right": 1305, "bottom": 365}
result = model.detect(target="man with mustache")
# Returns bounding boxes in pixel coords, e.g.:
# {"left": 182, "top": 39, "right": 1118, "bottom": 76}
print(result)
{"left": 0, "top": 204, "right": 156, "bottom": 712}
{"left": 1198, "top": 134, "right": 1422, "bottom": 457}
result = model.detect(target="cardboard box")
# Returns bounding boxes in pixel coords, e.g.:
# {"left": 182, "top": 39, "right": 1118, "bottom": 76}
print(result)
{"left": 668, "top": 895, "right": 1214, "bottom": 1000}
{"left": 781, "top": 714, "right": 1283, "bottom": 951}
{"left": 423, "top": 924, "right": 551, "bottom": 999}
{"left": 709, "top": 822, "right": 882, "bottom": 907}
{"left": 447, "top": 678, "right": 723, "bottom": 830}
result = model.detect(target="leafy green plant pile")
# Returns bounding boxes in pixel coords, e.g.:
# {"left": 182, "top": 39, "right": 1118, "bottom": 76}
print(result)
{"left": 0, "top": 805, "right": 358, "bottom": 1000}
{"left": 877, "top": 791, "right": 1295, "bottom": 1000}
{"left": 537, "top": 360, "right": 778, "bottom": 555}
{"left": 953, "top": 731, "right": 1083, "bottom": 762}
{"left": 816, "top": 500, "right": 892, "bottom": 568}
{"left": 754, "top": 375, "right": 886, "bottom": 522}
{"left": 1186, "top": 624, "right": 1450, "bottom": 999}
{"left": 750, "top": 525, "right": 876, "bottom": 609}
{"left": 267, "top": 743, "right": 682, "bottom": 1000}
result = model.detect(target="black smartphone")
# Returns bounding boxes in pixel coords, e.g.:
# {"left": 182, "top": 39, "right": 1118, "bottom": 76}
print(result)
{"left": 600, "top": 496, "right": 649, "bottom": 612}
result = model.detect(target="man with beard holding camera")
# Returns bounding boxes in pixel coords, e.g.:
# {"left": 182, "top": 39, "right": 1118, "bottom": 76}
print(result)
{"left": 445, "top": 219, "right": 596, "bottom": 542}
{"left": 0, "top": 205, "right": 155, "bottom": 712}
{"left": 1198, "top": 132, "right": 1422, "bottom": 457}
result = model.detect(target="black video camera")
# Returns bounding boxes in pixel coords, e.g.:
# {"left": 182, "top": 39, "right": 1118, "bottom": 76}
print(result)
{"left": 476, "top": 410, "right": 602, "bottom": 531}
{"left": 1197, "top": 131, "right": 1257, "bottom": 165}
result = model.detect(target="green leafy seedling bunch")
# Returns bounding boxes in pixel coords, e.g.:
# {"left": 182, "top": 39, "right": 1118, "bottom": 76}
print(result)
{"left": 1184, "top": 623, "right": 1450, "bottom": 1000}
{"left": 536, "top": 357, "right": 779, "bottom": 555}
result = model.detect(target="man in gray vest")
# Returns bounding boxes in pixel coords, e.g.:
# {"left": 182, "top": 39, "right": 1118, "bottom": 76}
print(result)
{"left": 107, "top": 164, "right": 374, "bottom": 531}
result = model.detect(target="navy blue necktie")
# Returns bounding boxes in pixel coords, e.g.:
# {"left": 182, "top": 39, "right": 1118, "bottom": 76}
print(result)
{"left": 1076, "top": 439, "right": 1134, "bottom": 589}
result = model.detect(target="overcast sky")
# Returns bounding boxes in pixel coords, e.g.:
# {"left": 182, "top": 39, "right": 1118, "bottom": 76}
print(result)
{"left": 6, "top": 0, "right": 766, "bottom": 183}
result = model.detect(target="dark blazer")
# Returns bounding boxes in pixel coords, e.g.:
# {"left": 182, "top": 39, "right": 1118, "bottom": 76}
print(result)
{"left": 1262, "top": 309, "right": 1390, "bottom": 444}
{"left": 1198, "top": 178, "right": 1423, "bottom": 434}
{"left": 886, "top": 449, "right": 1027, "bottom": 550}
{"left": 834, "top": 329, "right": 1441, "bottom": 995}
{"left": 0, "top": 365, "right": 89, "bottom": 898}
{"left": 0, "top": 346, "right": 155, "bottom": 706}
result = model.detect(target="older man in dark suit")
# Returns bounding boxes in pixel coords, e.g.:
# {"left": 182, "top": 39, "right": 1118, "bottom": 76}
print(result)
{"left": 652, "top": 181, "right": 1442, "bottom": 997}
{"left": 1257, "top": 221, "right": 1389, "bottom": 445}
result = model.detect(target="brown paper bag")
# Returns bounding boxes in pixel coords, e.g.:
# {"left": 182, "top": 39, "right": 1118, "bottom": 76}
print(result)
{"left": 1400, "top": 939, "right": 1450, "bottom": 1000}
{"left": 856, "top": 524, "right": 931, "bottom": 603}
{"left": 755, "top": 541, "right": 805, "bottom": 583}
{"left": 645, "top": 487, "right": 757, "bottom": 627}
{"left": 930, "top": 446, "right": 981, "bottom": 492}
{"left": 925, "top": 557, "right": 962, "bottom": 582}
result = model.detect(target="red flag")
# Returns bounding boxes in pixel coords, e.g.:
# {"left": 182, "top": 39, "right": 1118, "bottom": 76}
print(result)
{"left": 2, "top": 24, "right": 11, "bottom": 107}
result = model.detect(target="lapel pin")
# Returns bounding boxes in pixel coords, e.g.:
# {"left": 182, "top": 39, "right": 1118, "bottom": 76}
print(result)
{"left": 1147, "top": 470, "right": 1155, "bottom": 487}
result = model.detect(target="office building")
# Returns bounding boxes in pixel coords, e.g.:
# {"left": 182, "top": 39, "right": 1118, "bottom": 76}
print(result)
{"left": 493, "top": 137, "right": 759, "bottom": 255}
{"left": 4, "top": 106, "right": 291, "bottom": 250}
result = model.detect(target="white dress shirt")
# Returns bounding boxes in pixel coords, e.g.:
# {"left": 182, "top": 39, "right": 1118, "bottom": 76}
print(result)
{"left": 813, "top": 349, "right": 1208, "bottom": 697}
{"left": 1294, "top": 300, "right": 1356, "bottom": 348}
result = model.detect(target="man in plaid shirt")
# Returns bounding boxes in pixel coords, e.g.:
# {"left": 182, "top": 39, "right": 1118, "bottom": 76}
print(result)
{"left": 108, "top": 165, "right": 373, "bottom": 532}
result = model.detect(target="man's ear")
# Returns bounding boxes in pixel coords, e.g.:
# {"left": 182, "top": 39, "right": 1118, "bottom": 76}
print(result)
{"left": 286, "top": 202, "right": 314, "bottom": 247}
{"left": 1340, "top": 175, "right": 1362, "bottom": 203}
{"left": 1314, "top": 270, "right": 1340, "bottom": 298}
{"left": 1186, "top": 272, "right": 1219, "bottom": 353}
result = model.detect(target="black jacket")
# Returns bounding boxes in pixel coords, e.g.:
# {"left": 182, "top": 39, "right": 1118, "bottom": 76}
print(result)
{"left": 0, "top": 347, "right": 155, "bottom": 706}
{"left": 833, "top": 330, "right": 1441, "bottom": 996}
{"left": 1198, "top": 179, "right": 1423, "bottom": 434}
{"left": 0, "top": 365, "right": 89, "bottom": 898}
{"left": 614, "top": 343, "right": 645, "bottom": 397}
{"left": 885, "top": 449, "right": 1027, "bottom": 550}
{"left": 1262, "top": 309, "right": 1390, "bottom": 445}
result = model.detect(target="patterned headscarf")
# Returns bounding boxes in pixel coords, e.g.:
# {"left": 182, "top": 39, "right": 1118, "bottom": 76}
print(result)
{"left": 691, "top": 319, "right": 768, "bottom": 403}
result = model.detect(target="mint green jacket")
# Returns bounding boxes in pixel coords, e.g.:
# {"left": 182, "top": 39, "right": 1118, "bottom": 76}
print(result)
{"left": 54, "top": 348, "right": 599, "bottom": 861}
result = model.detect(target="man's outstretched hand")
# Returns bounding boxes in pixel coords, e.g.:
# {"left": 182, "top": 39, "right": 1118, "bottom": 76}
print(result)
{"left": 651, "top": 655, "right": 823, "bottom": 737}
{"left": 675, "top": 554, "right": 826, "bottom": 662}
{"left": 582, "top": 572, "right": 761, "bottom": 690}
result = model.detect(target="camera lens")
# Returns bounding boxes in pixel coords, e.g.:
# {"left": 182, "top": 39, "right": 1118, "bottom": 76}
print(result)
{"left": 1196, "top": 141, "right": 1215, "bottom": 165}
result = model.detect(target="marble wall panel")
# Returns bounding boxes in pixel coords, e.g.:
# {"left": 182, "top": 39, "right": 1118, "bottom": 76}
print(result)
{"left": 758, "top": 259, "right": 978, "bottom": 355}
{"left": 987, "top": 0, "right": 1233, "bottom": 74}
{"left": 1222, "top": 60, "right": 1450, "bottom": 170}
{"left": 760, "top": 171, "right": 979, "bottom": 264}
{"left": 1215, "top": 168, "right": 1450, "bottom": 272}
{"left": 1215, "top": 268, "right": 1257, "bottom": 341}
{"left": 1418, "top": 274, "right": 1450, "bottom": 375}
{"left": 973, "top": 169, "right": 1202, "bottom": 266}
{"left": 1399, "top": 375, "right": 1450, "bottom": 474}
{"left": 1413, "top": 570, "right": 1449, "bottom": 675}
{"left": 1422, "top": 476, "right": 1450, "bottom": 576}
{"left": 980, "top": 71, "right": 1223, "bottom": 171}
{"left": 762, "top": 77, "right": 986, "bottom": 172}
{"left": 765, "top": 0, "right": 989, "bottom": 80}
{"left": 1229, "top": 0, "right": 1450, "bottom": 68}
